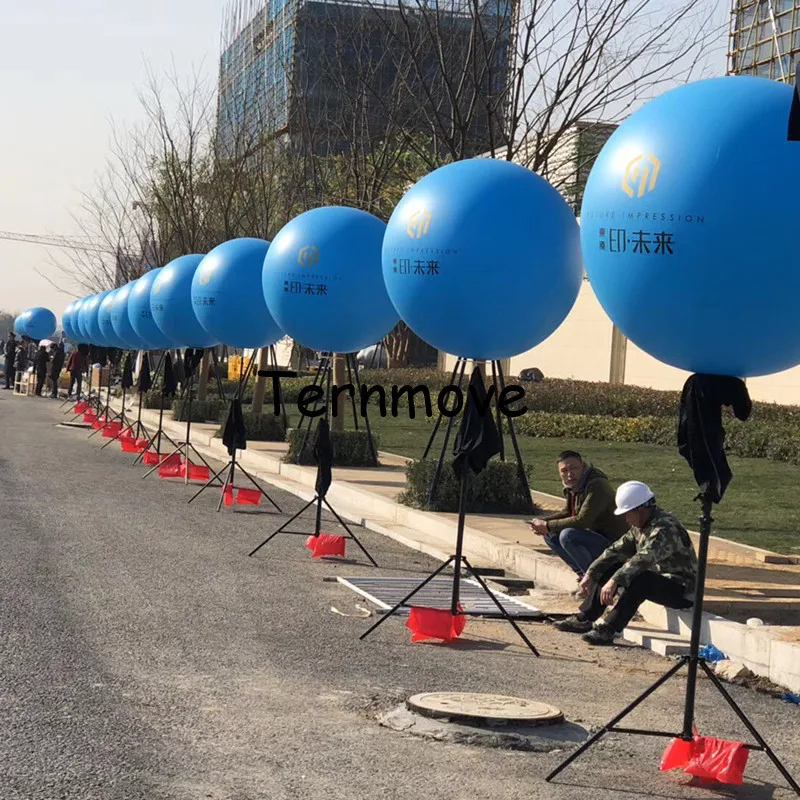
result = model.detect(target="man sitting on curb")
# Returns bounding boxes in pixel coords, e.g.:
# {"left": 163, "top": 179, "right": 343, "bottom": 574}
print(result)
{"left": 555, "top": 480, "right": 697, "bottom": 646}
{"left": 529, "top": 451, "right": 628, "bottom": 586}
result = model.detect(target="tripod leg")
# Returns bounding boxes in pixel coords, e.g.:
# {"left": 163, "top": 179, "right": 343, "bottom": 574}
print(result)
{"left": 462, "top": 557, "right": 539, "bottom": 657}
{"left": 360, "top": 556, "right": 455, "bottom": 641}
{"left": 187, "top": 461, "right": 230, "bottom": 505}
{"left": 700, "top": 661, "right": 800, "bottom": 795}
{"left": 322, "top": 498, "right": 378, "bottom": 567}
{"left": 237, "top": 463, "right": 282, "bottom": 513}
{"left": 217, "top": 460, "right": 236, "bottom": 512}
{"left": 247, "top": 497, "right": 317, "bottom": 557}
{"left": 545, "top": 657, "right": 686, "bottom": 782}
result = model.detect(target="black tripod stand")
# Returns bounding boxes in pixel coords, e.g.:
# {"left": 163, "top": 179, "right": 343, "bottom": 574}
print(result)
{"left": 247, "top": 361, "right": 378, "bottom": 567}
{"left": 546, "top": 370, "right": 800, "bottom": 793}
{"left": 133, "top": 351, "right": 180, "bottom": 466}
{"left": 140, "top": 349, "right": 222, "bottom": 486}
{"left": 423, "top": 357, "right": 533, "bottom": 512}
{"left": 187, "top": 348, "right": 282, "bottom": 513}
{"left": 360, "top": 365, "right": 540, "bottom": 656}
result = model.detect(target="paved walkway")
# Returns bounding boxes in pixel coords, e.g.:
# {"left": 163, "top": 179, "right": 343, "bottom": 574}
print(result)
{"left": 97, "top": 397, "right": 800, "bottom": 692}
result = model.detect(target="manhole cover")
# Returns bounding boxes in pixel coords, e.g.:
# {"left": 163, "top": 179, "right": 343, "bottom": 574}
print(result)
{"left": 406, "top": 692, "right": 563, "bottom": 725}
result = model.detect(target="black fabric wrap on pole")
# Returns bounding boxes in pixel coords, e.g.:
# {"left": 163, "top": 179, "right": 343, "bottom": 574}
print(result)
{"left": 138, "top": 353, "right": 152, "bottom": 393}
{"left": 452, "top": 366, "right": 500, "bottom": 480}
{"left": 788, "top": 65, "right": 800, "bottom": 141}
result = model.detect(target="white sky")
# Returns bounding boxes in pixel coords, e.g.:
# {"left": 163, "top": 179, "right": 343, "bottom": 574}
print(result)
{"left": 0, "top": 0, "right": 730, "bottom": 325}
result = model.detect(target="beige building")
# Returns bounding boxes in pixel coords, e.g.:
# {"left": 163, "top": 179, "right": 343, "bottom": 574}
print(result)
{"left": 439, "top": 277, "right": 800, "bottom": 406}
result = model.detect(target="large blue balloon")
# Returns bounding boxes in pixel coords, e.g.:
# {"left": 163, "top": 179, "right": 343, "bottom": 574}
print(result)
{"left": 61, "top": 302, "right": 74, "bottom": 340}
{"left": 382, "top": 158, "right": 583, "bottom": 360}
{"left": 263, "top": 207, "right": 399, "bottom": 352}
{"left": 152, "top": 255, "right": 217, "bottom": 349}
{"left": 24, "top": 307, "right": 57, "bottom": 340}
{"left": 98, "top": 291, "right": 126, "bottom": 349}
{"left": 13, "top": 313, "right": 28, "bottom": 337}
{"left": 128, "top": 270, "right": 175, "bottom": 349}
{"left": 581, "top": 76, "right": 800, "bottom": 378}
{"left": 111, "top": 282, "right": 145, "bottom": 350}
{"left": 83, "top": 293, "right": 110, "bottom": 346}
{"left": 192, "top": 238, "right": 283, "bottom": 348}
{"left": 73, "top": 298, "right": 90, "bottom": 342}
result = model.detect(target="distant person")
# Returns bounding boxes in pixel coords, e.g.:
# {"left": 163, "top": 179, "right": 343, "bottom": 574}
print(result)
{"left": 66, "top": 345, "right": 89, "bottom": 399}
{"left": 555, "top": 481, "right": 698, "bottom": 646}
{"left": 13, "top": 346, "right": 28, "bottom": 391}
{"left": 33, "top": 344, "right": 50, "bottom": 397}
{"left": 49, "top": 342, "right": 65, "bottom": 399}
{"left": 529, "top": 451, "right": 628, "bottom": 585}
{"left": 4, "top": 331, "right": 17, "bottom": 390}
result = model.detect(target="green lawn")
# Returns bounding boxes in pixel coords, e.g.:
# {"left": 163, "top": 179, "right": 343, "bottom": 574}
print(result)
{"left": 354, "top": 414, "right": 800, "bottom": 555}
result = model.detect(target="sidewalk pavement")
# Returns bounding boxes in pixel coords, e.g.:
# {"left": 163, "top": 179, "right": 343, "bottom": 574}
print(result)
{"left": 102, "top": 398, "right": 800, "bottom": 693}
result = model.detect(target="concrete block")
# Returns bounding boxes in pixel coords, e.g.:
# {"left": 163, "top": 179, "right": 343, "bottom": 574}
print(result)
{"left": 769, "top": 640, "right": 800, "bottom": 694}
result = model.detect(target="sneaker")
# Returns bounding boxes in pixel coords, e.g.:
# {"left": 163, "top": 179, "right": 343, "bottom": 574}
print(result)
{"left": 554, "top": 614, "right": 593, "bottom": 633}
{"left": 581, "top": 622, "right": 617, "bottom": 646}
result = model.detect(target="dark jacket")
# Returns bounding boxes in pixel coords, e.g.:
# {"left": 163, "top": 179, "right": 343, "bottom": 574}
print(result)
{"left": 33, "top": 348, "right": 49, "bottom": 375}
{"left": 67, "top": 350, "right": 88, "bottom": 375}
{"left": 543, "top": 465, "right": 628, "bottom": 541}
{"left": 4, "top": 336, "right": 16, "bottom": 360}
{"left": 50, "top": 347, "right": 66, "bottom": 378}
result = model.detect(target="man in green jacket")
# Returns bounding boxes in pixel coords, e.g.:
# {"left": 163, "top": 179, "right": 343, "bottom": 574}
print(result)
{"left": 555, "top": 480, "right": 697, "bottom": 645}
{"left": 529, "top": 451, "right": 628, "bottom": 580}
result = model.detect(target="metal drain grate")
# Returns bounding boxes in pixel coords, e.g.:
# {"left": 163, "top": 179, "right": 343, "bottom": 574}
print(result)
{"left": 336, "top": 576, "right": 543, "bottom": 618}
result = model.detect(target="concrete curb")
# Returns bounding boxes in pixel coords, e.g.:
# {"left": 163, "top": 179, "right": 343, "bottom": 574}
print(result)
{"left": 108, "top": 400, "right": 800, "bottom": 693}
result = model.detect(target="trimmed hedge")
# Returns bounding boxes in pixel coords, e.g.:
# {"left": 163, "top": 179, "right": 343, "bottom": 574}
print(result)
{"left": 516, "top": 411, "right": 800, "bottom": 465}
{"left": 284, "top": 427, "right": 379, "bottom": 467}
{"left": 214, "top": 410, "right": 287, "bottom": 442}
{"left": 399, "top": 458, "right": 537, "bottom": 514}
{"left": 171, "top": 398, "right": 224, "bottom": 423}
{"left": 142, "top": 388, "right": 174, "bottom": 410}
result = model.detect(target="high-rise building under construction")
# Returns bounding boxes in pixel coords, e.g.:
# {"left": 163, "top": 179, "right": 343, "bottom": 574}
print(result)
{"left": 728, "top": 0, "right": 798, "bottom": 80}
{"left": 217, "top": 0, "right": 515, "bottom": 155}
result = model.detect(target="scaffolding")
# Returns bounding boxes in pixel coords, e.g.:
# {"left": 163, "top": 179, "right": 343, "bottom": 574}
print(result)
{"left": 728, "top": 0, "right": 798, "bottom": 81}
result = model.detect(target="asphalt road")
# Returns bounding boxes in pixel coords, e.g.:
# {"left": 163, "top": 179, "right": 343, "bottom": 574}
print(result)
{"left": 1, "top": 391, "right": 799, "bottom": 800}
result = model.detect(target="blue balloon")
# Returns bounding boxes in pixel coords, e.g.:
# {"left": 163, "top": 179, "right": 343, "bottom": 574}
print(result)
{"left": 98, "top": 291, "right": 126, "bottom": 349}
{"left": 82, "top": 293, "right": 110, "bottom": 346}
{"left": 128, "top": 270, "right": 175, "bottom": 349}
{"left": 111, "top": 282, "right": 145, "bottom": 350}
{"left": 382, "top": 158, "right": 583, "bottom": 360}
{"left": 61, "top": 302, "right": 74, "bottom": 340}
{"left": 24, "top": 307, "right": 57, "bottom": 340}
{"left": 152, "top": 255, "right": 217, "bottom": 349}
{"left": 263, "top": 207, "right": 399, "bottom": 352}
{"left": 581, "top": 76, "right": 800, "bottom": 378}
{"left": 72, "top": 298, "right": 90, "bottom": 342}
{"left": 192, "top": 238, "right": 283, "bottom": 348}
{"left": 14, "top": 313, "right": 28, "bottom": 337}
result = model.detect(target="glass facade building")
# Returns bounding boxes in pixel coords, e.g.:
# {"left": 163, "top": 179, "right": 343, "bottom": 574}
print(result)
{"left": 217, "top": 0, "right": 514, "bottom": 155}
{"left": 728, "top": 0, "right": 798, "bottom": 80}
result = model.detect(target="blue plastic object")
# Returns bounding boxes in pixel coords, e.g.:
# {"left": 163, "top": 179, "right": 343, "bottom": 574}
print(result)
{"left": 581, "top": 76, "right": 800, "bottom": 377}
{"left": 382, "top": 158, "right": 583, "bottom": 360}
{"left": 98, "top": 290, "right": 126, "bottom": 349}
{"left": 699, "top": 644, "right": 727, "bottom": 663}
{"left": 128, "top": 270, "right": 176, "bottom": 350}
{"left": 152, "top": 254, "right": 217, "bottom": 349}
{"left": 263, "top": 206, "right": 399, "bottom": 353}
{"left": 192, "top": 238, "right": 283, "bottom": 348}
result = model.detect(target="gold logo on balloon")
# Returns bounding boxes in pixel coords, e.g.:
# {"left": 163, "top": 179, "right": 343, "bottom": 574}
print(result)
{"left": 153, "top": 281, "right": 162, "bottom": 295}
{"left": 407, "top": 209, "right": 431, "bottom": 239}
{"left": 298, "top": 245, "right": 319, "bottom": 267}
{"left": 622, "top": 154, "right": 660, "bottom": 198}
{"left": 198, "top": 266, "right": 214, "bottom": 286}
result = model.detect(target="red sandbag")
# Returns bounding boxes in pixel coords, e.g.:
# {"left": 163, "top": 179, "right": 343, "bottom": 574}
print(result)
{"left": 74, "top": 401, "right": 89, "bottom": 413}
{"left": 662, "top": 735, "right": 749, "bottom": 785}
{"left": 120, "top": 439, "right": 145, "bottom": 453}
{"left": 119, "top": 427, "right": 135, "bottom": 441}
{"left": 184, "top": 463, "right": 210, "bottom": 481}
{"left": 236, "top": 487, "right": 262, "bottom": 505}
{"left": 101, "top": 422, "right": 123, "bottom": 438}
{"left": 406, "top": 605, "right": 466, "bottom": 643}
{"left": 305, "top": 532, "right": 346, "bottom": 558}
{"left": 223, "top": 484, "right": 234, "bottom": 507}
{"left": 142, "top": 450, "right": 160, "bottom": 465}
{"left": 134, "top": 438, "right": 149, "bottom": 450}
{"left": 83, "top": 412, "right": 97, "bottom": 423}
{"left": 91, "top": 415, "right": 107, "bottom": 430}
{"left": 159, "top": 458, "right": 185, "bottom": 478}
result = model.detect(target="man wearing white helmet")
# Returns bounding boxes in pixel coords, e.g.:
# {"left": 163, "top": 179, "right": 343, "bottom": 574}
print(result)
{"left": 554, "top": 480, "right": 697, "bottom": 646}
